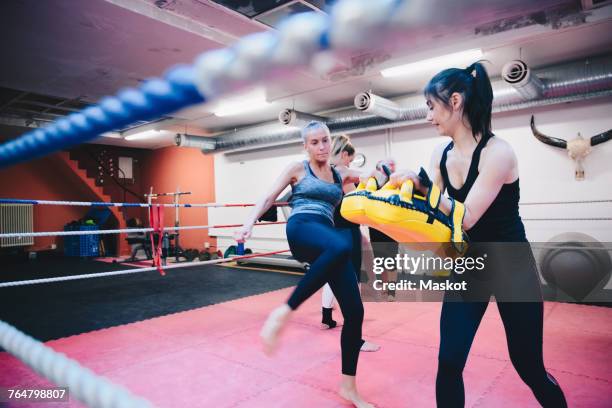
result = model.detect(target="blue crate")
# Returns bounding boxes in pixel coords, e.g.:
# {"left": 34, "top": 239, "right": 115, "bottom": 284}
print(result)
{"left": 63, "top": 225, "right": 99, "bottom": 257}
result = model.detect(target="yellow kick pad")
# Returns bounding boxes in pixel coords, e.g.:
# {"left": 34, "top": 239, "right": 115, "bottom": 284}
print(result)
{"left": 340, "top": 178, "right": 466, "bottom": 252}
{"left": 339, "top": 178, "right": 378, "bottom": 225}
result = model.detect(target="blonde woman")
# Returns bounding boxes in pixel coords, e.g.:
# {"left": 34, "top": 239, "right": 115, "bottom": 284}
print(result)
{"left": 235, "top": 123, "right": 386, "bottom": 407}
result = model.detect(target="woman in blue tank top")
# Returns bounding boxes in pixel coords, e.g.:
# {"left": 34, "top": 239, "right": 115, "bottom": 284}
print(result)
{"left": 385, "top": 63, "right": 567, "bottom": 407}
{"left": 235, "top": 122, "right": 385, "bottom": 408}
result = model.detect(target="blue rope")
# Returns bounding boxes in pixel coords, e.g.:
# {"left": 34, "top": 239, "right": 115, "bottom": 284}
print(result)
{"left": 0, "top": 0, "right": 408, "bottom": 168}
{"left": 0, "top": 199, "right": 38, "bottom": 205}
{"left": 0, "top": 64, "right": 204, "bottom": 168}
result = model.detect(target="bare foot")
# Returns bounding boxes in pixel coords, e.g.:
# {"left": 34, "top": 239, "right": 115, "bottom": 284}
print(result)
{"left": 339, "top": 384, "right": 375, "bottom": 408}
{"left": 260, "top": 304, "right": 292, "bottom": 355}
{"left": 360, "top": 341, "right": 381, "bottom": 352}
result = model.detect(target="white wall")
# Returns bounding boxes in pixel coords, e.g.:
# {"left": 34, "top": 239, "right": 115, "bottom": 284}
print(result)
{"left": 212, "top": 97, "right": 612, "bottom": 253}
{"left": 391, "top": 97, "right": 612, "bottom": 243}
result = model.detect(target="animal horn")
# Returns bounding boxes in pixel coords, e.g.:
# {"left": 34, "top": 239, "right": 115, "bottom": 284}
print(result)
{"left": 590, "top": 129, "right": 612, "bottom": 147}
{"left": 530, "top": 115, "right": 567, "bottom": 149}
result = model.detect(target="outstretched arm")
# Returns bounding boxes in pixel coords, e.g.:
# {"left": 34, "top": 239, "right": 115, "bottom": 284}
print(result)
{"left": 338, "top": 158, "right": 395, "bottom": 187}
{"left": 235, "top": 161, "right": 301, "bottom": 242}
{"left": 339, "top": 166, "right": 388, "bottom": 188}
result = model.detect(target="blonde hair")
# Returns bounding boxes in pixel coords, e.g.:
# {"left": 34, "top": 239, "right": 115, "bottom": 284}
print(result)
{"left": 330, "top": 134, "right": 355, "bottom": 161}
{"left": 300, "top": 121, "right": 330, "bottom": 142}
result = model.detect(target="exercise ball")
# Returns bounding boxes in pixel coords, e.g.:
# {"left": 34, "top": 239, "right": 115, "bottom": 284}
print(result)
{"left": 539, "top": 232, "right": 611, "bottom": 301}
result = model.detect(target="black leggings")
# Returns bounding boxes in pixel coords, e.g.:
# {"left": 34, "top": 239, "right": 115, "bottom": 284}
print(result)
{"left": 437, "top": 244, "right": 567, "bottom": 408}
{"left": 345, "top": 226, "right": 362, "bottom": 281}
{"left": 286, "top": 213, "right": 363, "bottom": 376}
{"left": 368, "top": 227, "right": 398, "bottom": 258}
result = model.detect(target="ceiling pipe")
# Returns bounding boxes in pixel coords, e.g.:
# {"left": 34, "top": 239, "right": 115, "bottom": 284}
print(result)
{"left": 501, "top": 59, "right": 545, "bottom": 100}
{"left": 175, "top": 133, "right": 216, "bottom": 150}
{"left": 176, "top": 123, "right": 301, "bottom": 153}
{"left": 278, "top": 109, "right": 328, "bottom": 127}
{"left": 356, "top": 55, "right": 612, "bottom": 118}
{"left": 214, "top": 124, "right": 300, "bottom": 151}
{"left": 178, "top": 54, "right": 612, "bottom": 154}
{"left": 353, "top": 92, "right": 424, "bottom": 121}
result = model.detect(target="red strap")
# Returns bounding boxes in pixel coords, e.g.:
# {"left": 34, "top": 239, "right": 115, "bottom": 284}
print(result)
{"left": 148, "top": 205, "right": 166, "bottom": 276}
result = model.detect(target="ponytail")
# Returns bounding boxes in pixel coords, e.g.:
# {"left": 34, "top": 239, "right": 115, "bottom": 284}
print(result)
{"left": 424, "top": 61, "right": 494, "bottom": 141}
{"left": 330, "top": 134, "right": 355, "bottom": 161}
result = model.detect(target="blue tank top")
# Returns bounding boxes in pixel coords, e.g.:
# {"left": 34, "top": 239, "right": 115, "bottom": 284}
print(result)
{"left": 289, "top": 161, "right": 343, "bottom": 223}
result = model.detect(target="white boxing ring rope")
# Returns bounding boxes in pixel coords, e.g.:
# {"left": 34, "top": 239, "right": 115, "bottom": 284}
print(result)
{"left": 0, "top": 0, "right": 608, "bottom": 403}
{"left": 0, "top": 198, "right": 289, "bottom": 208}
{"left": 0, "top": 0, "right": 422, "bottom": 405}
{"left": 0, "top": 249, "right": 290, "bottom": 288}
{"left": 0, "top": 211, "right": 289, "bottom": 406}
{"left": 0, "top": 221, "right": 286, "bottom": 239}
{"left": 0, "top": 320, "right": 152, "bottom": 408}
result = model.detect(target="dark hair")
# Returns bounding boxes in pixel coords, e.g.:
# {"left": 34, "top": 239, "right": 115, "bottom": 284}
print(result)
{"left": 424, "top": 61, "right": 494, "bottom": 141}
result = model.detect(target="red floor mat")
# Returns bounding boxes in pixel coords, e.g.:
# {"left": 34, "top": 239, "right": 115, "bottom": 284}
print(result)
{"left": 1, "top": 289, "right": 610, "bottom": 407}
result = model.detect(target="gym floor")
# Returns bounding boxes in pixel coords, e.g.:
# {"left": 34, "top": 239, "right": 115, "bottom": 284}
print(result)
{"left": 0, "top": 256, "right": 301, "bottom": 343}
{"left": 1, "top": 276, "right": 610, "bottom": 407}
{"left": 1, "top": 1, "right": 611, "bottom": 407}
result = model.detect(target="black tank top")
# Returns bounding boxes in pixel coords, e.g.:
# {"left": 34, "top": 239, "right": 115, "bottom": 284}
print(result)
{"left": 334, "top": 177, "right": 360, "bottom": 229}
{"left": 440, "top": 137, "right": 526, "bottom": 242}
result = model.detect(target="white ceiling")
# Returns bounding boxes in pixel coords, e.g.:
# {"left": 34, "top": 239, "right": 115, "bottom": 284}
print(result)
{"left": 1, "top": 0, "right": 611, "bottom": 149}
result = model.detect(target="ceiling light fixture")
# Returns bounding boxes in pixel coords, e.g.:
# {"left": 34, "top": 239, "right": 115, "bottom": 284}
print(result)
{"left": 123, "top": 129, "right": 165, "bottom": 141}
{"left": 212, "top": 88, "right": 272, "bottom": 117}
{"left": 380, "top": 49, "right": 483, "bottom": 78}
{"left": 100, "top": 132, "right": 122, "bottom": 139}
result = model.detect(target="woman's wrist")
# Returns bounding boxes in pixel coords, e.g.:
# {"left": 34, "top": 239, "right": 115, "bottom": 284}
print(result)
{"left": 374, "top": 170, "right": 388, "bottom": 188}
{"left": 416, "top": 167, "right": 433, "bottom": 195}
{"left": 417, "top": 181, "right": 429, "bottom": 196}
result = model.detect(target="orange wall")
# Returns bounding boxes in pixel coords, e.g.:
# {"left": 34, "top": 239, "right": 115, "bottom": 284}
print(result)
{"left": 140, "top": 146, "right": 216, "bottom": 252}
{"left": 0, "top": 140, "right": 216, "bottom": 255}
{"left": 0, "top": 154, "right": 100, "bottom": 251}
{"left": 69, "top": 145, "right": 148, "bottom": 221}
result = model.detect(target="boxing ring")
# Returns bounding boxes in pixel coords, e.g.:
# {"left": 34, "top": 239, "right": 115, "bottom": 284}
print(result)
{"left": 0, "top": 195, "right": 294, "bottom": 406}
{"left": 0, "top": 0, "right": 610, "bottom": 406}
{"left": 2, "top": 287, "right": 610, "bottom": 407}
{"left": 1, "top": 195, "right": 610, "bottom": 407}
{"left": 0, "top": 3, "right": 410, "bottom": 402}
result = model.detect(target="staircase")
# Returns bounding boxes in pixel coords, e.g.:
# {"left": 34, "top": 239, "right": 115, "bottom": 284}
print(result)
{"left": 54, "top": 151, "right": 131, "bottom": 256}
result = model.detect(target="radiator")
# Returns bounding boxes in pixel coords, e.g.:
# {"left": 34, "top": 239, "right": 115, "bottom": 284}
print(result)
{"left": 0, "top": 204, "right": 34, "bottom": 248}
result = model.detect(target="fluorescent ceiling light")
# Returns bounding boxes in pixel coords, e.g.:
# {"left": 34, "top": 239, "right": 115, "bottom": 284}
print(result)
{"left": 100, "top": 132, "right": 122, "bottom": 139}
{"left": 381, "top": 49, "right": 483, "bottom": 78}
{"left": 212, "top": 88, "right": 271, "bottom": 117}
{"left": 124, "top": 129, "right": 165, "bottom": 141}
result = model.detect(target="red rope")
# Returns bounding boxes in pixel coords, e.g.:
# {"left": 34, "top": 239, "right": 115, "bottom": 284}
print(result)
{"left": 148, "top": 205, "right": 165, "bottom": 276}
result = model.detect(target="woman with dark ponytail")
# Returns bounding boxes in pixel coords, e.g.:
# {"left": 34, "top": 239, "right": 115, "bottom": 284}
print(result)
{"left": 386, "top": 62, "right": 567, "bottom": 407}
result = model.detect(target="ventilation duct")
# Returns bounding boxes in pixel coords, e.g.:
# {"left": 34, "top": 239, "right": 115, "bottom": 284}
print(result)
{"left": 176, "top": 123, "right": 302, "bottom": 153}
{"left": 175, "top": 133, "right": 216, "bottom": 150}
{"left": 278, "top": 109, "right": 328, "bottom": 127}
{"left": 501, "top": 59, "right": 545, "bottom": 100}
{"left": 214, "top": 123, "right": 301, "bottom": 151}
{"left": 354, "top": 92, "right": 424, "bottom": 121}
{"left": 179, "top": 54, "right": 612, "bottom": 154}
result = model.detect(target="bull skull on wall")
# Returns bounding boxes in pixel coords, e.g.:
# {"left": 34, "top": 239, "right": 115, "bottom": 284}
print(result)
{"left": 530, "top": 115, "right": 611, "bottom": 180}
